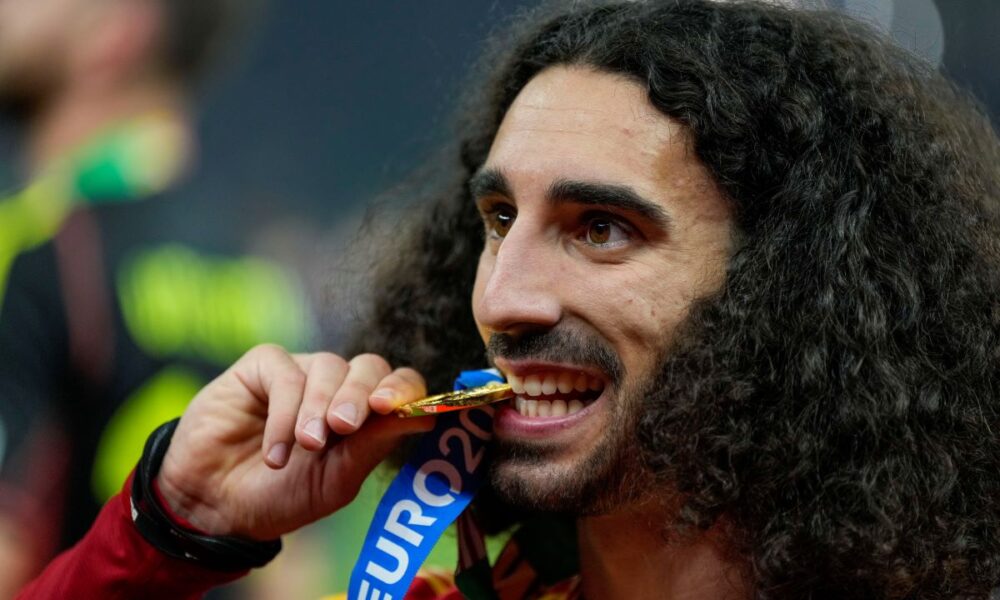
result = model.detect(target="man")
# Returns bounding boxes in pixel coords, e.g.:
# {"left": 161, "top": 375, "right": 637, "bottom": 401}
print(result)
{"left": 19, "top": 0, "right": 1000, "bottom": 598}
{"left": 0, "top": 0, "right": 310, "bottom": 594}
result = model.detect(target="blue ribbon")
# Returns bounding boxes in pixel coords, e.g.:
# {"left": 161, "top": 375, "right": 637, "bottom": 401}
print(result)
{"left": 348, "top": 369, "right": 502, "bottom": 600}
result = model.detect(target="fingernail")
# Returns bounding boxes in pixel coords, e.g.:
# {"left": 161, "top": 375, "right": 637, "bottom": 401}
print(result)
{"left": 332, "top": 403, "right": 358, "bottom": 427}
{"left": 267, "top": 442, "right": 289, "bottom": 466}
{"left": 303, "top": 418, "right": 326, "bottom": 444}
{"left": 369, "top": 388, "right": 396, "bottom": 402}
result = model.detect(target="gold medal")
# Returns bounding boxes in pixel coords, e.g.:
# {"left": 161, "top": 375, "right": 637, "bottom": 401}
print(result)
{"left": 394, "top": 381, "right": 513, "bottom": 417}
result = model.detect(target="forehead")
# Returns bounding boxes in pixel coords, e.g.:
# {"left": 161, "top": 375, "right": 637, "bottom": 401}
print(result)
{"left": 0, "top": 0, "right": 82, "bottom": 23}
{"left": 485, "top": 66, "right": 721, "bottom": 216}
{"left": 0, "top": 0, "right": 85, "bottom": 42}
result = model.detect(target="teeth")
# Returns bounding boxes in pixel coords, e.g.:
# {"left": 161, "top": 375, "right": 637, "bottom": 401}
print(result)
{"left": 557, "top": 372, "right": 574, "bottom": 394}
{"left": 524, "top": 375, "right": 542, "bottom": 396}
{"left": 505, "top": 371, "right": 605, "bottom": 417}
{"left": 511, "top": 396, "right": 590, "bottom": 417}
{"left": 505, "top": 370, "right": 604, "bottom": 397}
{"left": 509, "top": 374, "right": 525, "bottom": 394}
{"left": 551, "top": 399, "right": 567, "bottom": 416}
{"left": 524, "top": 399, "right": 538, "bottom": 417}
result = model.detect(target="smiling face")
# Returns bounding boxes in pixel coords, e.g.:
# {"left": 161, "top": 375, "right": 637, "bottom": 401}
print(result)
{"left": 470, "top": 66, "right": 734, "bottom": 512}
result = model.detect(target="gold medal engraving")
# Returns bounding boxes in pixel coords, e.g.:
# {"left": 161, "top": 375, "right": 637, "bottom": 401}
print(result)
{"left": 394, "top": 382, "right": 512, "bottom": 417}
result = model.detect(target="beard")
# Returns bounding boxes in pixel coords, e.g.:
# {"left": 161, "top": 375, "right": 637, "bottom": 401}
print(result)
{"left": 485, "top": 328, "right": 659, "bottom": 515}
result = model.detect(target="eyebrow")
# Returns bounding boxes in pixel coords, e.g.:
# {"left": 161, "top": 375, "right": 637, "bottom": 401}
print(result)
{"left": 469, "top": 167, "right": 672, "bottom": 231}
{"left": 468, "top": 168, "right": 512, "bottom": 200}
{"left": 548, "top": 179, "right": 672, "bottom": 230}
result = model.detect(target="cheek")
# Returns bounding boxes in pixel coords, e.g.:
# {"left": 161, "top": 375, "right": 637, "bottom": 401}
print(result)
{"left": 610, "top": 241, "right": 731, "bottom": 375}
{"left": 586, "top": 261, "right": 700, "bottom": 374}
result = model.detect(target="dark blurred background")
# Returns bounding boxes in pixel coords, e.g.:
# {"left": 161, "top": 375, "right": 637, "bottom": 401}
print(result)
{"left": 0, "top": 1, "right": 537, "bottom": 249}
{"left": 0, "top": 1, "right": 996, "bottom": 598}
{"left": 2, "top": 0, "right": 997, "bottom": 276}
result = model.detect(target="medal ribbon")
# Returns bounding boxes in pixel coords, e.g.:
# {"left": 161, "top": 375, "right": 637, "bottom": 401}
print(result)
{"left": 348, "top": 369, "right": 502, "bottom": 600}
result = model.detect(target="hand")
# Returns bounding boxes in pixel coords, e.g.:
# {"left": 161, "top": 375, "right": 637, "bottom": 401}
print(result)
{"left": 155, "top": 344, "right": 433, "bottom": 540}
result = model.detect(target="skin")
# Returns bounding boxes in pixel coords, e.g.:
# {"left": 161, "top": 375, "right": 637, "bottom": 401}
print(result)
{"left": 473, "top": 66, "right": 733, "bottom": 504}
{"left": 157, "top": 347, "right": 436, "bottom": 539}
{"left": 0, "top": 0, "right": 80, "bottom": 96}
{"left": 157, "top": 67, "right": 745, "bottom": 598}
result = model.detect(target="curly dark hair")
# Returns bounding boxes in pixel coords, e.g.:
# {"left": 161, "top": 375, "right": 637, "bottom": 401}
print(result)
{"left": 351, "top": 1, "right": 1000, "bottom": 597}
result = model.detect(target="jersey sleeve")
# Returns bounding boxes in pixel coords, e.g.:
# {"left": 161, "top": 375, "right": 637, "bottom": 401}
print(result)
{"left": 16, "top": 474, "right": 246, "bottom": 599}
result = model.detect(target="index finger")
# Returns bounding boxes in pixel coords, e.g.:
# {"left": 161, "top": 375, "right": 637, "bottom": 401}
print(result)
{"left": 326, "top": 354, "right": 392, "bottom": 434}
{"left": 368, "top": 367, "right": 427, "bottom": 415}
{"left": 231, "top": 344, "right": 307, "bottom": 469}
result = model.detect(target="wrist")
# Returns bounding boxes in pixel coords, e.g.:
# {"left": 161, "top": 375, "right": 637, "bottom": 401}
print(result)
{"left": 154, "top": 472, "right": 213, "bottom": 535}
{"left": 131, "top": 419, "right": 281, "bottom": 571}
{"left": 155, "top": 453, "right": 231, "bottom": 536}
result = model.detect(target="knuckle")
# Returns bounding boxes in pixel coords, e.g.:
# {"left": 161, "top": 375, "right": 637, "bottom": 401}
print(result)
{"left": 277, "top": 369, "right": 307, "bottom": 390}
{"left": 394, "top": 367, "right": 425, "bottom": 386}
{"left": 351, "top": 353, "right": 392, "bottom": 375}
{"left": 246, "top": 343, "right": 290, "bottom": 366}
{"left": 251, "top": 342, "right": 285, "bottom": 357}
{"left": 313, "top": 352, "right": 349, "bottom": 373}
{"left": 267, "top": 411, "right": 297, "bottom": 433}
{"left": 337, "top": 379, "right": 375, "bottom": 403}
{"left": 379, "top": 372, "right": 405, "bottom": 389}
{"left": 303, "top": 387, "right": 335, "bottom": 409}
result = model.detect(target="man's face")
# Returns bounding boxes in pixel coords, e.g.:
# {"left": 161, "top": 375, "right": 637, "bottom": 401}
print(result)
{"left": 0, "top": 0, "right": 86, "bottom": 116}
{"left": 471, "top": 66, "right": 733, "bottom": 513}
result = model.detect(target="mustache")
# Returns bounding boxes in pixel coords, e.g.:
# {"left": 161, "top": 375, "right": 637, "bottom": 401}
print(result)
{"left": 486, "top": 328, "right": 624, "bottom": 386}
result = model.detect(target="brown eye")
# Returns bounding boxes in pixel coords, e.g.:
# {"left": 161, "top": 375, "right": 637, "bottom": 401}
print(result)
{"left": 493, "top": 208, "right": 515, "bottom": 238}
{"left": 582, "top": 215, "right": 633, "bottom": 248}
{"left": 587, "top": 219, "right": 612, "bottom": 244}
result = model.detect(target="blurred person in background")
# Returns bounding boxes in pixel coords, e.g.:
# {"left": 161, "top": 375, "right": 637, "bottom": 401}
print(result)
{"left": 0, "top": 0, "right": 311, "bottom": 595}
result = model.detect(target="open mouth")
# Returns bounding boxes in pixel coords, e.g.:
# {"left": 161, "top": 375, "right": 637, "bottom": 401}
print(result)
{"left": 505, "top": 370, "right": 605, "bottom": 417}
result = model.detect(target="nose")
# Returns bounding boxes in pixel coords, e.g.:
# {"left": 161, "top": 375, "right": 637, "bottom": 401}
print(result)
{"left": 474, "top": 221, "right": 562, "bottom": 336}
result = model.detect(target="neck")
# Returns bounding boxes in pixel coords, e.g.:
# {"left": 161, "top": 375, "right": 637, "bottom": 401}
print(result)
{"left": 27, "top": 78, "right": 188, "bottom": 172}
{"left": 577, "top": 503, "right": 749, "bottom": 600}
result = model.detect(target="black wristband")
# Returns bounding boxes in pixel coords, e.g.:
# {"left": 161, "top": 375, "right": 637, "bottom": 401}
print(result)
{"left": 130, "top": 418, "right": 282, "bottom": 572}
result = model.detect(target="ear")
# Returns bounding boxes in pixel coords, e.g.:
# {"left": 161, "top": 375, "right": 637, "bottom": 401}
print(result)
{"left": 69, "top": 0, "right": 164, "bottom": 88}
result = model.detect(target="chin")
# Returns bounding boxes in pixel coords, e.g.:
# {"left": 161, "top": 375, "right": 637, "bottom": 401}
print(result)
{"left": 488, "top": 437, "right": 645, "bottom": 516}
